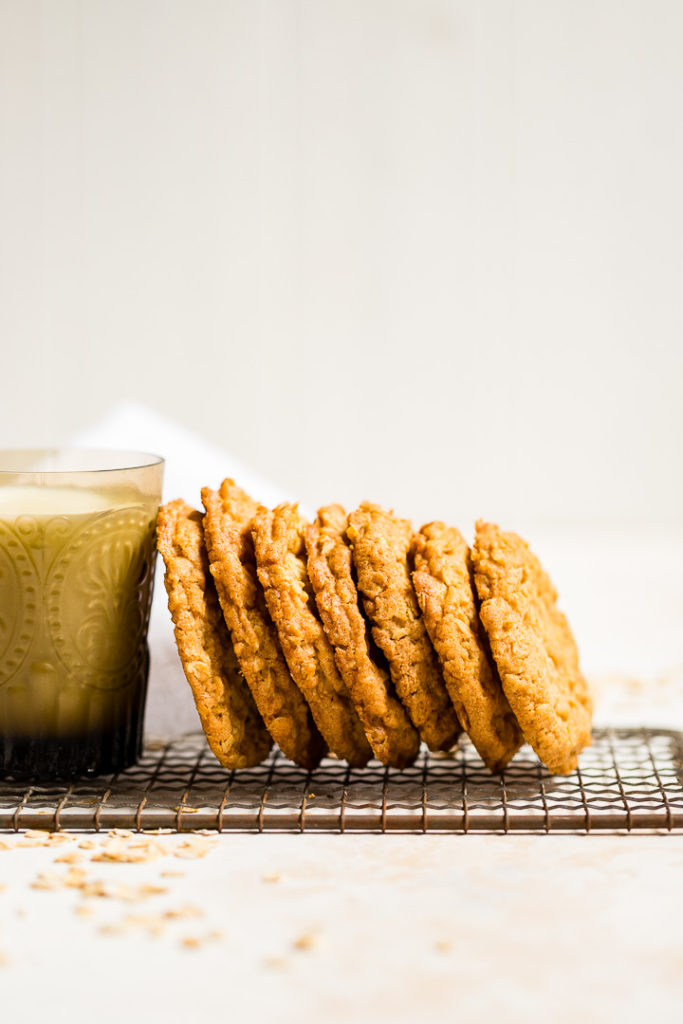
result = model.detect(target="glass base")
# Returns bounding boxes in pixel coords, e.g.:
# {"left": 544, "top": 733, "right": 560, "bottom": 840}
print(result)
{"left": 0, "top": 723, "right": 144, "bottom": 781}
{"left": 0, "top": 650, "right": 150, "bottom": 782}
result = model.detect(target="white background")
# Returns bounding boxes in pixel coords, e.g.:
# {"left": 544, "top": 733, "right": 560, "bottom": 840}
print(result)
{"left": 2, "top": 0, "right": 682, "bottom": 531}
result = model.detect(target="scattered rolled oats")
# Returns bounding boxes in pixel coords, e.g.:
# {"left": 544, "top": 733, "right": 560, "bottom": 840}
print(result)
{"left": 91, "top": 837, "right": 165, "bottom": 863}
{"left": 30, "top": 871, "right": 63, "bottom": 891}
{"left": 64, "top": 868, "right": 89, "bottom": 889}
{"left": 138, "top": 884, "right": 168, "bottom": 897}
{"left": 262, "top": 873, "right": 281, "bottom": 884}
{"left": 163, "top": 904, "right": 203, "bottom": 920}
{"left": 0, "top": 840, "right": 11, "bottom": 851}
{"left": 54, "top": 852, "right": 84, "bottom": 865}
{"left": 161, "top": 870, "right": 185, "bottom": 878}
{"left": 99, "top": 924, "right": 127, "bottom": 937}
{"left": 78, "top": 840, "right": 98, "bottom": 850}
{"left": 173, "top": 837, "right": 217, "bottom": 860}
{"left": 293, "top": 933, "right": 315, "bottom": 951}
{"left": 47, "top": 833, "right": 76, "bottom": 847}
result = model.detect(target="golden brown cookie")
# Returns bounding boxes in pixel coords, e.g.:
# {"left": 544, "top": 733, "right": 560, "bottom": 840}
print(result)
{"left": 156, "top": 499, "right": 271, "bottom": 769}
{"left": 252, "top": 504, "right": 372, "bottom": 767}
{"left": 201, "top": 481, "right": 325, "bottom": 770}
{"left": 346, "top": 502, "right": 461, "bottom": 752}
{"left": 472, "top": 520, "right": 593, "bottom": 775}
{"left": 305, "top": 505, "right": 420, "bottom": 768}
{"left": 412, "top": 522, "right": 523, "bottom": 772}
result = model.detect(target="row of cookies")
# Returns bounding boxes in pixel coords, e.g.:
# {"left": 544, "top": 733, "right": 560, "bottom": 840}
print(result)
{"left": 157, "top": 480, "right": 593, "bottom": 776}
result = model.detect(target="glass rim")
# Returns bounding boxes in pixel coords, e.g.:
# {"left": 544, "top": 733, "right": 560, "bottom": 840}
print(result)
{"left": 0, "top": 448, "right": 165, "bottom": 476}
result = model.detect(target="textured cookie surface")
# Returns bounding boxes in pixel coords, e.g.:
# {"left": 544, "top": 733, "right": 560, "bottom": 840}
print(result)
{"left": 252, "top": 503, "right": 372, "bottom": 767}
{"left": 472, "top": 521, "right": 593, "bottom": 775}
{"left": 412, "top": 522, "right": 522, "bottom": 772}
{"left": 202, "top": 481, "right": 325, "bottom": 770}
{"left": 156, "top": 499, "right": 271, "bottom": 769}
{"left": 347, "top": 503, "right": 461, "bottom": 752}
{"left": 306, "top": 505, "right": 420, "bottom": 768}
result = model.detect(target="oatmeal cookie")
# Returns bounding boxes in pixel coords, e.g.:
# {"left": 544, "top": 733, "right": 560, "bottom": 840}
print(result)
{"left": 156, "top": 499, "right": 271, "bottom": 769}
{"left": 347, "top": 503, "right": 461, "bottom": 752}
{"left": 412, "top": 522, "right": 522, "bottom": 772}
{"left": 252, "top": 503, "right": 372, "bottom": 767}
{"left": 202, "top": 480, "right": 325, "bottom": 770}
{"left": 305, "top": 505, "right": 420, "bottom": 768}
{"left": 472, "top": 520, "right": 593, "bottom": 775}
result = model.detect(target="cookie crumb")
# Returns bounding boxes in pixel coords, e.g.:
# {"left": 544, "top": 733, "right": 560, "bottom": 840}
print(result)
{"left": 262, "top": 872, "right": 280, "bottom": 884}
{"left": 293, "top": 932, "right": 315, "bottom": 951}
{"left": 435, "top": 940, "right": 452, "bottom": 953}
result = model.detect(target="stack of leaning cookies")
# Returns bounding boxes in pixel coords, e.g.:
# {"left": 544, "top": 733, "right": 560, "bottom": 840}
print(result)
{"left": 156, "top": 480, "right": 593, "bottom": 776}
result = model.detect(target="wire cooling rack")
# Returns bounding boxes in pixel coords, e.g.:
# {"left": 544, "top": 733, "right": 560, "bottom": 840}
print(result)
{"left": 1, "top": 728, "right": 682, "bottom": 834}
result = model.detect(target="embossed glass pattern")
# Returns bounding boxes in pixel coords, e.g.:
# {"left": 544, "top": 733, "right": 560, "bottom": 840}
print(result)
{"left": 0, "top": 449, "right": 164, "bottom": 779}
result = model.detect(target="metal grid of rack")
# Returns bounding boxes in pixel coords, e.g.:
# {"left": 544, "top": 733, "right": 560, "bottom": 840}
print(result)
{"left": 1, "top": 728, "right": 682, "bottom": 833}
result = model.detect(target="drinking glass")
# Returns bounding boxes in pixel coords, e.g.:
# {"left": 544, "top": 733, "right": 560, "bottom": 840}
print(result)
{"left": 0, "top": 449, "right": 164, "bottom": 779}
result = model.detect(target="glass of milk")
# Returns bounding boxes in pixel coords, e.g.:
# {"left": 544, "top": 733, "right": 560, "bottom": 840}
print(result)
{"left": 0, "top": 449, "right": 164, "bottom": 779}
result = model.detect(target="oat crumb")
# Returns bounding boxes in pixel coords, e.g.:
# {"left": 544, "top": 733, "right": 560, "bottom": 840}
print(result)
{"left": 99, "top": 924, "right": 126, "bottom": 937}
{"left": 48, "top": 833, "right": 76, "bottom": 847}
{"left": 164, "top": 904, "right": 203, "bottom": 920}
{"left": 262, "top": 873, "right": 281, "bottom": 884}
{"left": 293, "top": 933, "right": 315, "bottom": 951}
{"left": 161, "top": 870, "right": 185, "bottom": 878}
{"left": 64, "top": 868, "right": 89, "bottom": 888}
{"left": 30, "top": 871, "right": 62, "bottom": 891}
{"left": 54, "top": 852, "right": 84, "bottom": 865}
{"left": 91, "top": 837, "right": 164, "bottom": 863}
{"left": 264, "top": 956, "right": 287, "bottom": 970}
{"left": 435, "top": 940, "right": 452, "bottom": 954}
{"left": 173, "top": 837, "right": 217, "bottom": 860}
